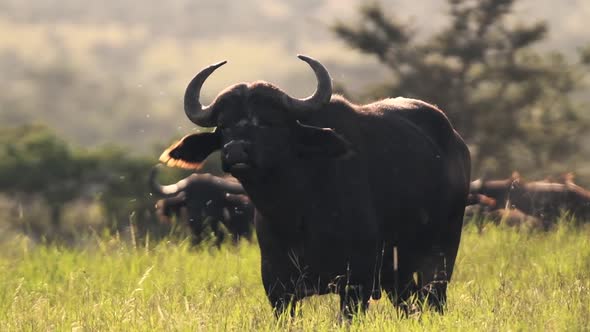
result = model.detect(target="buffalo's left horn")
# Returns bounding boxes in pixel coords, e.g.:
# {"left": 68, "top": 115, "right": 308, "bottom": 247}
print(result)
{"left": 149, "top": 164, "right": 187, "bottom": 196}
{"left": 282, "top": 55, "right": 332, "bottom": 115}
{"left": 184, "top": 60, "right": 227, "bottom": 127}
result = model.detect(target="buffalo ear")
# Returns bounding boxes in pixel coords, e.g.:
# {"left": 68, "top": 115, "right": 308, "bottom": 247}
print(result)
{"left": 294, "top": 121, "right": 353, "bottom": 159}
{"left": 159, "top": 130, "right": 221, "bottom": 169}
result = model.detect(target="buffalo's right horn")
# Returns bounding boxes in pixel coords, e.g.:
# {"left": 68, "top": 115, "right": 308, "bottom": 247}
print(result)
{"left": 184, "top": 60, "right": 227, "bottom": 127}
{"left": 282, "top": 55, "right": 333, "bottom": 116}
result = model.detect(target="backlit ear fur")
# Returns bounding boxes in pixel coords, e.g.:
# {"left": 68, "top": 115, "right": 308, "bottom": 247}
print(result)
{"left": 159, "top": 131, "right": 221, "bottom": 169}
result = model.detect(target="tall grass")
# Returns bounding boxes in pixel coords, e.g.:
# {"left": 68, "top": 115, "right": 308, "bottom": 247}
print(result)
{"left": 1, "top": 220, "right": 589, "bottom": 331}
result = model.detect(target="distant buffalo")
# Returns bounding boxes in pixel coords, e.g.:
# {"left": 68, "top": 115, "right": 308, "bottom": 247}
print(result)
{"left": 159, "top": 55, "right": 470, "bottom": 318}
{"left": 464, "top": 193, "right": 497, "bottom": 223}
{"left": 486, "top": 208, "right": 545, "bottom": 230}
{"left": 150, "top": 166, "right": 254, "bottom": 246}
{"left": 466, "top": 193, "right": 497, "bottom": 208}
{"left": 470, "top": 173, "right": 590, "bottom": 224}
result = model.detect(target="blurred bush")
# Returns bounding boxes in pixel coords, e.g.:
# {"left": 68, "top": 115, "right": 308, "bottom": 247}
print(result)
{"left": 0, "top": 124, "right": 200, "bottom": 243}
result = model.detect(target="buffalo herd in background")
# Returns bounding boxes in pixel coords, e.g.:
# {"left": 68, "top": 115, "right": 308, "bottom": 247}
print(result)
{"left": 149, "top": 165, "right": 254, "bottom": 247}
{"left": 152, "top": 169, "right": 590, "bottom": 247}
{"left": 467, "top": 172, "right": 590, "bottom": 229}
{"left": 146, "top": 55, "right": 589, "bottom": 319}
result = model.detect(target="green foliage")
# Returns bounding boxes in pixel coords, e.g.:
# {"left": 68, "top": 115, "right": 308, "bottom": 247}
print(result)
{"left": 87, "top": 145, "right": 158, "bottom": 233}
{"left": 333, "top": 0, "right": 590, "bottom": 177}
{"left": 0, "top": 124, "right": 74, "bottom": 195}
{"left": 0, "top": 124, "right": 179, "bottom": 239}
{"left": 0, "top": 223, "right": 588, "bottom": 330}
{"left": 0, "top": 124, "right": 90, "bottom": 228}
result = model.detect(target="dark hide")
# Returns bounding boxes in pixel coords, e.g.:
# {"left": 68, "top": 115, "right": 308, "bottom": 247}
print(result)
{"left": 161, "top": 63, "right": 471, "bottom": 318}
{"left": 150, "top": 167, "right": 254, "bottom": 247}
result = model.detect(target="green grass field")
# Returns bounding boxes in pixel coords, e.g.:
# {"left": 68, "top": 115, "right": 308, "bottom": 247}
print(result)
{"left": 1, "top": 221, "right": 589, "bottom": 331}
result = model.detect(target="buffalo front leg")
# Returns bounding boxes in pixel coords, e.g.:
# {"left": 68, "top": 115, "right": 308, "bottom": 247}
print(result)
{"left": 260, "top": 257, "right": 301, "bottom": 318}
{"left": 268, "top": 292, "right": 298, "bottom": 319}
{"left": 188, "top": 217, "right": 206, "bottom": 245}
{"left": 210, "top": 219, "right": 226, "bottom": 248}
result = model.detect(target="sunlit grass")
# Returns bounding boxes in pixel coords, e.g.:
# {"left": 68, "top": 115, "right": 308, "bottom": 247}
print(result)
{"left": 0, "top": 220, "right": 589, "bottom": 331}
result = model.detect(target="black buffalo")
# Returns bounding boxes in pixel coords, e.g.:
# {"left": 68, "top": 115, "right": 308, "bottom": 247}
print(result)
{"left": 159, "top": 55, "right": 471, "bottom": 318}
{"left": 150, "top": 166, "right": 254, "bottom": 246}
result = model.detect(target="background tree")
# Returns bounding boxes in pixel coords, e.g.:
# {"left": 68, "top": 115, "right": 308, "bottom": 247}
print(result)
{"left": 0, "top": 124, "right": 88, "bottom": 231}
{"left": 333, "top": 0, "right": 590, "bottom": 178}
{"left": 0, "top": 124, "right": 183, "bottom": 241}
{"left": 88, "top": 144, "right": 176, "bottom": 238}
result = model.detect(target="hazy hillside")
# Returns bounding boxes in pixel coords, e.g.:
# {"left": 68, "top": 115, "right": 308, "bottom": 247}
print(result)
{"left": 0, "top": 0, "right": 588, "bottom": 151}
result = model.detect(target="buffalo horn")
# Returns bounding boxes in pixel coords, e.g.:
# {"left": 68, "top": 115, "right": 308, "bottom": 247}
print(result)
{"left": 184, "top": 60, "right": 227, "bottom": 127}
{"left": 282, "top": 55, "right": 332, "bottom": 115}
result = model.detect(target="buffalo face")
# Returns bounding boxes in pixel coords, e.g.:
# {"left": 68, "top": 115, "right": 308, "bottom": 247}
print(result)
{"left": 160, "top": 55, "right": 353, "bottom": 178}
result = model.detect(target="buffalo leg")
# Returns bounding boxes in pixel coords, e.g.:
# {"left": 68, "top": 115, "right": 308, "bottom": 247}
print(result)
{"left": 257, "top": 214, "right": 306, "bottom": 318}
{"left": 383, "top": 243, "right": 443, "bottom": 314}
{"left": 211, "top": 219, "right": 226, "bottom": 248}
{"left": 263, "top": 279, "right": 299, "bottom": 318}
{"left": 188, "top": 217, "right": 206, "bottom": 245}
{"left": 384, "top": 250, "right": 421, "bottom": 315}
{"left": 412, "top": 198, "right": 467, "bottom": 312}
{"left": 412, "top": 251, "right": 449, "bottom": 313}
{"left": 260, "top": 257, "right": 301, "bottom": 318}
{"left": 406, "top": 196, "right": 465, "bottom": 312}
{"left": 439, "top": 201, "right": 466, "bottom": 281}
{"left": 381, "top": 243, "right": 414, "bottom": 307}
{"left": 269, "top": 293, "right": 298, "bottom": 319}
{"left": 339, "top": 283, "right": 371, "bottom": 320}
